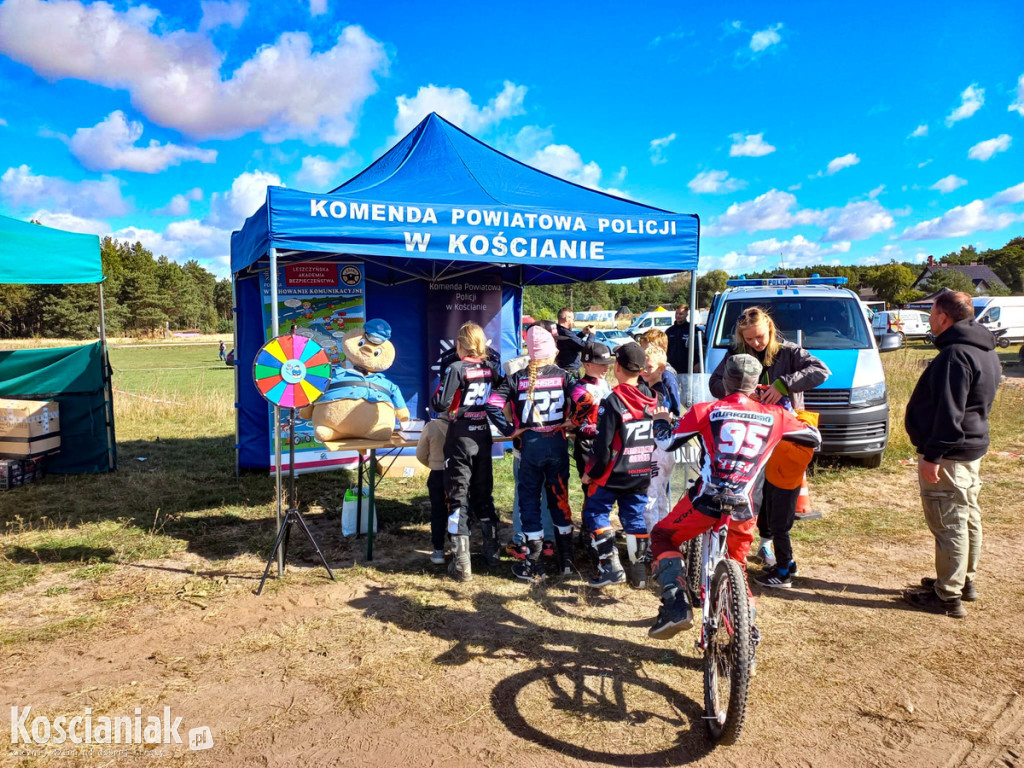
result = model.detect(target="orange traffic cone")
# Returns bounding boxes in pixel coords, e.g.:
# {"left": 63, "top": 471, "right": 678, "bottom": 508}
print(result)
{"left": 793, "top": 473, "right": 822, "bottom": 521}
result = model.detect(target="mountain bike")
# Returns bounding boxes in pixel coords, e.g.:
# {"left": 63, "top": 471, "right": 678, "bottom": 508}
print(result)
{"left": 685, "top": 509, "right": 758, "bottom": 745}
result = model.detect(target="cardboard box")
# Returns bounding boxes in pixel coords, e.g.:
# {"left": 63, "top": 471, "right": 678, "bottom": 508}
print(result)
{"left": 0, "top": 398, "right": 60, "bottom": 458}
{"left": 377, "top": 454, "right": 427, "bottom": 479}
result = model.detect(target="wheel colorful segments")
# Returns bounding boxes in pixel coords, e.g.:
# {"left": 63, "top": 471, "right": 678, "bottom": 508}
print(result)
{"left": 253, "top": 334, "right": 331, "bottom": 409}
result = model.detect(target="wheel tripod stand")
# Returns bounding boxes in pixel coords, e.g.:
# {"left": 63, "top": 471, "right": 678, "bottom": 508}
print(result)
{"left": 256, "top": 407, "right": 335, "bottom": 595}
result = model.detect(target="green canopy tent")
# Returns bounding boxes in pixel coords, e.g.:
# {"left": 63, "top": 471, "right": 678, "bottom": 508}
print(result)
{"left": 0, "top": 215, "right": 116, "bottom": 473}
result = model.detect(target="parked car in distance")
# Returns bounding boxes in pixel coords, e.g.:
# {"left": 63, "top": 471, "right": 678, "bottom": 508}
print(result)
{"left": 625, "top": 310, "right": 675, "bottom": 337}
{"left": 225, "top": 349, "right": 235, "bottom": 367}
{"left": 973, "top": 296, "right": 1024, "bottom": 345}
{"left": 871, "top": 309, "right": 931, "bottom": 341}
{"left": 592, "top": 329, "right": 633, "bottom": 350}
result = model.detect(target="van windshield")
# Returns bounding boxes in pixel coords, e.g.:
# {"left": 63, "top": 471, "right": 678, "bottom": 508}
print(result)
{"left": 713, "top": 297, "right": 873, "bottom": 350}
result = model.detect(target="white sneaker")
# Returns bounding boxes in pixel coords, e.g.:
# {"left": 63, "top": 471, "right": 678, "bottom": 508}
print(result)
{"left": 756, "top": 539, "right": 776, "bottom": 568}
{"left": 429, "top": 550, "right": 445, "bottom": 565}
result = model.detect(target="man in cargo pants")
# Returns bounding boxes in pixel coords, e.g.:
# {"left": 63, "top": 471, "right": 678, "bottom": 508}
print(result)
{"left": 903, "top": 291, "right": 1001, "bottom": 619}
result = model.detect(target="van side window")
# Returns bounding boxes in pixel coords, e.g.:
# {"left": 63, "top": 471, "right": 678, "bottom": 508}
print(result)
{"left": 988, "top": 307, "right": 1001, "bottom": 322}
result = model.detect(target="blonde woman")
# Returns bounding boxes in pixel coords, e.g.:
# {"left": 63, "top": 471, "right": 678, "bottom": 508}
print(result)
{"left": 431, "top": 322, "right": 503, "bottom": 582}
{"left": 708, "top": 306, "right": 829, "bottom": 575}
{"left": 490, "top": 325, "right": 581, "bottom": 581}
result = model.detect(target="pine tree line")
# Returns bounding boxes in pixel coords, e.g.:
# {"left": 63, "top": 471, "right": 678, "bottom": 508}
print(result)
{"left": 0, "top": 238, "right": 232, "bottom": 339}
{"left": 523, "top": 236, "right": 1022, "bottom": 317}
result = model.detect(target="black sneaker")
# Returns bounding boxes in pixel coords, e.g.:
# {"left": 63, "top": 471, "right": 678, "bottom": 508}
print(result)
{"left": 512, "top": 560, "right": 546, "bottom": 583}
{"left": 902, "top": 589, "right": 966, "bottom": 618}
{"left": 755, "top": 566, "right": 793, "bottom": 589}
{"left": 648, "top": 597, "right": 694, "bottom": 639}
{"left": 921, "top": 576, "right": 977, "bottom": 602}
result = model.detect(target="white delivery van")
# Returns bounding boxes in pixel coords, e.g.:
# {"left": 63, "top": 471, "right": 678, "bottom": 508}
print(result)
{"left": 973, "top": 296, "right": 1024, "bottom": 346}
{"left": 705, "top": 276, "right": 902, "bottom": 468}
{"left": 871, "top": 309, "right": 931, "bottom": 341}
{"left": 625, "top": 310, "right": 676, "bottom": 337}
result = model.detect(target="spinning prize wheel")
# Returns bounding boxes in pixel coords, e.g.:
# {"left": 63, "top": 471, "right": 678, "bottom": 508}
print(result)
{"left": 253, "top": 334, "right": 331, "bottom": 409}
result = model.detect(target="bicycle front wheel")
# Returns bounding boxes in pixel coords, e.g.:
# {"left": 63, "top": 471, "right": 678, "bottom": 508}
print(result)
{"left": 703, "top": 558, "right": 752, "bottom": 744}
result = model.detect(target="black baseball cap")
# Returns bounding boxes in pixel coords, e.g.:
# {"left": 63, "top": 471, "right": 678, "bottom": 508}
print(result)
{"left": 582, "top": 342, "right": 613, "bottom": 365}
{"left": 615, "top": 342, "right": 646, "bottom": 373}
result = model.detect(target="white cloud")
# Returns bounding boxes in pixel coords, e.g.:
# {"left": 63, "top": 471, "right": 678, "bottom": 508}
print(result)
{"left": 704, "top": 189, "right": 822, "bottom": 236}
{"left": 991, "top": 181, "right": 1024, "bottom": 206}
{"left": 946, "top": 83, "right": 985, "bottom": 126}
{"left": 0, "top": 0, "right": 388, "bottom": 145}
{"left": 967, "top": 134, "right": 1012, "bottom": 161}
{"left": 526, "top": 144, "right": 627, "bottom": 197}
{"left": 687, "top": 169, "right": 746, "bottom": 194}
{"left": 393, "top": 81, "right": 526, "bottom": 142}
{"left": 1010, "top": 74, "right": 1024, "bottom": 117}
{"left": 898, "top": 197, "right": 1024, "bottom": 241}
{"left": 749, "top": 23, "right": 782, "bottom": 52}
{"left": 821, "top": 200, "right": 894, "bottom": 242}
{"left": 746, "top": 234, "right": 851, "bottom": 265}
{"left": 930, "top": 175, "right": 967, "bottom": 194}
{"left": 909, "top": 124, "right": 928, "bottom": 138}
{"left": 0, "top": 118, "right": 7, "bottom": 127}
{"left": 69, "top": 111, "right": 216, "bottom": 173}
{"left": 918, "top": 159, "right": 933, "bottom": 168}
{"left": 0, "top": 164, "right": 128, "bottom": 217}
{"left": 110, "top": 219, "right": 232, "bottom": 275}
{"left": 729, "top": 132, "right": 775, "bottom": 157}
{"left": 199, "top": 0, "right": 247, "bottom": 31}
{"left": 155, "top": 187, "right": 203, "bottom": 216}
{"left": 29, "top": 209, "right": 109, "bottom": 235}
{"left": 649, "top": 133, "right": 676, "bottom": 165}
{"left": 825, "top": 153, "right": 860, "bottom": 175}
{"left": 207, "top": 170, "right": 282, "bottom": 226}
{"left": 860, "top": 244, "right": 904, "bottom": 266}
{"left": 705, "top": 188, "right": 895, "bottom": 242}
{"left": 868, "top": 184, "right": 885, "bottom": 199}
{"left": 309, "top": 0, "right": 327, "bottom": 15}
{"left": 294, "top": 154, "right": 357, "bottom": 189}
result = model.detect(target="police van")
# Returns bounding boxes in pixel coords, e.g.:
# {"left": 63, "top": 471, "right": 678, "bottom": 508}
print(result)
{"left": 704, "top": 276, "right": 902, "bottom": 467}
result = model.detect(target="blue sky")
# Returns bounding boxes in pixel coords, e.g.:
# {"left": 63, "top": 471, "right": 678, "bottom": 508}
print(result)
{"left": 0, "top": 0, "right": 1022, "bottom": 278}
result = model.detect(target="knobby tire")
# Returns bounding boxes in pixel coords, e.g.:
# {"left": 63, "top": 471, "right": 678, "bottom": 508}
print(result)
{"left": 703, "top": 558, "right": 752, "bottom": 744}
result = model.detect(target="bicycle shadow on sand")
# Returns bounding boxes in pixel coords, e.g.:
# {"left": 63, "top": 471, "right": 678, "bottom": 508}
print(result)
{"left": 349, "top": 584, "right": 716, "bottom": 766}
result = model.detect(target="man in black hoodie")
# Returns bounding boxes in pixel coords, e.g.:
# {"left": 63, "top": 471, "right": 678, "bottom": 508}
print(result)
{"left": 903, "top": 291, "right": 1001, "bottom": 618}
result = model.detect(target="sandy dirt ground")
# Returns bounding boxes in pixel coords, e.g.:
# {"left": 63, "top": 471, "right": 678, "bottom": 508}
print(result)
{"left": 3, "top": 469, "right": 1024, "bottom": 768}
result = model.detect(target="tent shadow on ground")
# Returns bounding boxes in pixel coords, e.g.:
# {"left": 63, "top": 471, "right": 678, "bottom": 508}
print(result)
{"left": 348, "top": 584, "right": 714, "bottom": 767}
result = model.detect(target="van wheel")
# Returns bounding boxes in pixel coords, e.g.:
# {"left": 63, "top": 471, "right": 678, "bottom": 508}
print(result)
{"left": 860, "top": 453, "right": 883, "bottom": 469}
{"left": 998, "top": 337, "right": 1011, "bottom": 349}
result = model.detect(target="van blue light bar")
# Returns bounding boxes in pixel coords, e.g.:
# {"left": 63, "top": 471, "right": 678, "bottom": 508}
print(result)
{"left": 726, "top": 276, "right": 849, "bottom": 287}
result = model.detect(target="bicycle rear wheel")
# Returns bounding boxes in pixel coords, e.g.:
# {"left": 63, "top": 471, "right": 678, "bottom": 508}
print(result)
{"left": 703, "top": 558, "right": 752, "bottom": 744}
{"left": 685, "top": 532, "right": 704, "bottom": 607}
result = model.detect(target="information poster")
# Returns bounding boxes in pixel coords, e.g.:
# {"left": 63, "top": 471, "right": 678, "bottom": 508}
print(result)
{"left": 426, "top": 275, "right": 503, "bottom": 455}
{"left": 260, "top": 262, "right": 365, "bottom": 472}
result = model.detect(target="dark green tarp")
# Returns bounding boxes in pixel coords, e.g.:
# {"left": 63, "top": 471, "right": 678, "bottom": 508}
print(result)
{"left": 0, "top": 214, "right": 103, "bottom": 284}
{"left": 0, "top": 343, "right": 115, "bottom": 473}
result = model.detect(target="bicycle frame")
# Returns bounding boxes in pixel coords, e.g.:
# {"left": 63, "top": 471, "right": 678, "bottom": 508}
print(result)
{"left": 695, "top": 513, "right": 732, "bottom": 651}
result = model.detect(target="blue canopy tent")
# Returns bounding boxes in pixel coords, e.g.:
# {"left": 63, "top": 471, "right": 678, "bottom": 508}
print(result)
{"left": 231, "top": 113, "right": 700, "bottom": 472}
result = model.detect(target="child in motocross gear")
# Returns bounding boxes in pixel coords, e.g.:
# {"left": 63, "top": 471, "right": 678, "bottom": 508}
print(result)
{"left": 431, "top": 322, "right": 507, "bottom": 582}
{"left": 489, "top": 325, "right": 581, "bottom": 580}
{"left": 581, "top": 342, "right": 659, "bottom": 589}
{"left": 638, "top": 331, "right": 682, "bottom": 533}
{"left": 646, "top": 354, "right": 821, "bottom": 640}
{"left": 504, "top": 323, "right": 557, "bottom": 558}
{"left": 570, "top": 342, "right": 614, "bottom": 482}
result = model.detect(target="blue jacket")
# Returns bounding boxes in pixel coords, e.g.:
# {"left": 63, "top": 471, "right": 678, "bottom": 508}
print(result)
{"left": 319, "top": 367, "right": 407, "bottom": 410}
